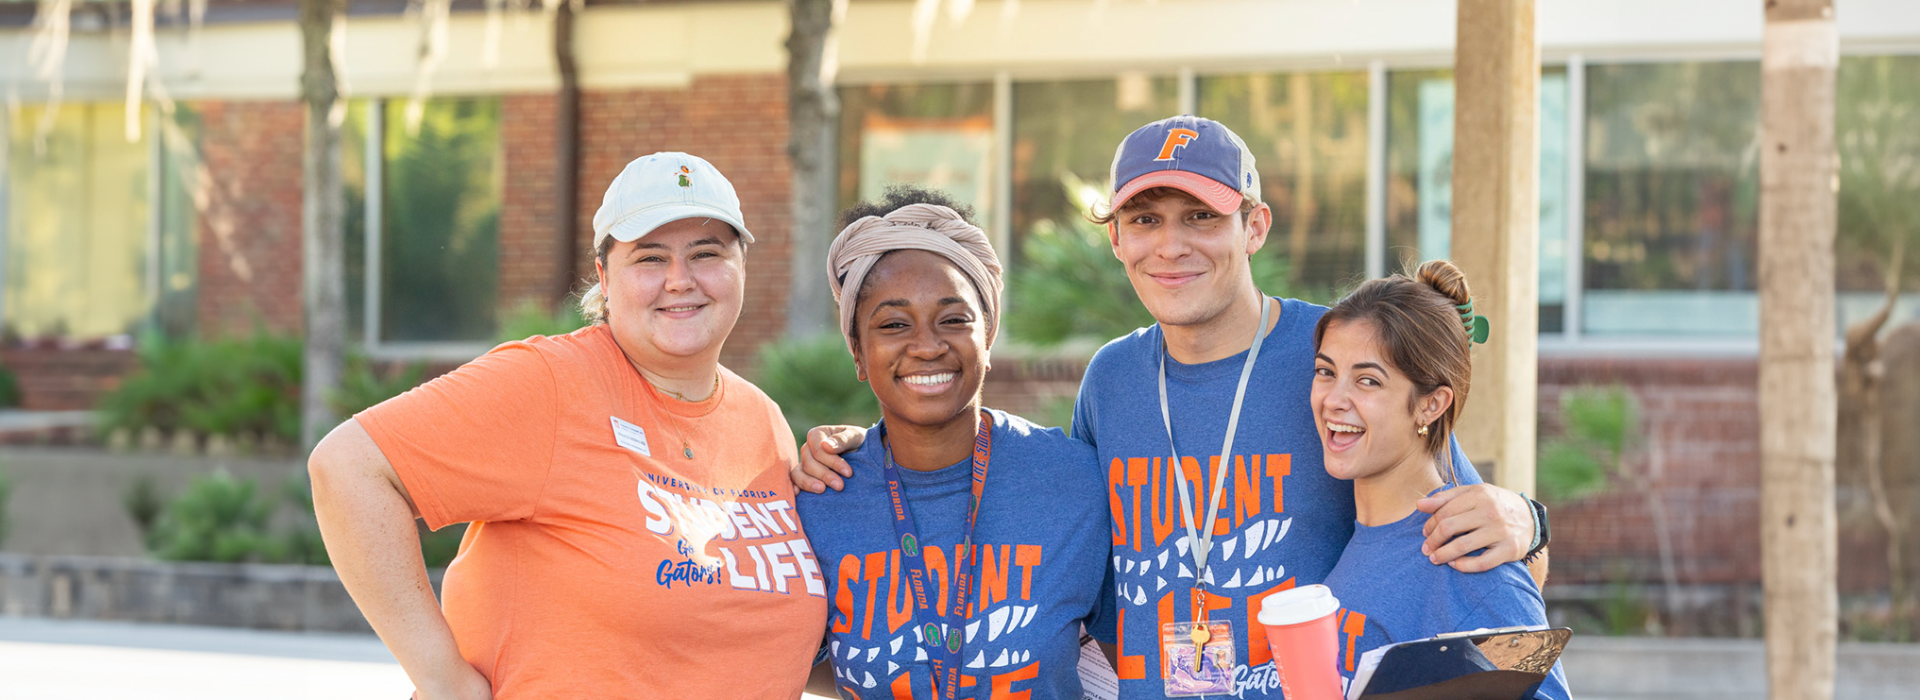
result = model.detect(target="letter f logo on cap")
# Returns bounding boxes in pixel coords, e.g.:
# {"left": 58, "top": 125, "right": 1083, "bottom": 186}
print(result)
{"left": 1155, "top": 128, "right": 1200, "bottom": 161}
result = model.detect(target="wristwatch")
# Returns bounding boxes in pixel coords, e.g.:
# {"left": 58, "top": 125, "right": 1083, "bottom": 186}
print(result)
{"left": 1523, "top": 496, "right": 1550, "bottom": 563}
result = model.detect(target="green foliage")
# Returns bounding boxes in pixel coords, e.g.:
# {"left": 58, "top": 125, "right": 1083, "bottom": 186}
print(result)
{"left": 1035, "top": 395, "right": 1077, "bottom": 434}
{"left": 1536, "top": 385, "right": 1641, "bottom": 502}
{"left": 1006, "top": 175, "right": 1300, "bottom": 345}
{"left": 497, "top": 299, "right": 586, "bottom": 343}
{"left": 95, "top": 331, "right": 303, "bottom": 443}
{"left": 420, "top": 522, "right": 469, "bottom": 569}
{"left": 381, "top": 98, "right": 503, "bottom": 342}
{"left": 149, "top": 472, "right": 278, "bottom": 563}
{"left": 1837, "top": 56, "right": 1920, "bottom": 289}
{"left": 330, "top": 355, "right": 427, "bottom": 418}
{"left": 123, "top": 475, "right": 164, "bottom": 542}
{"left": 136, "top": 471, "right": 452, "bottom": 567}
{"left": 278, "top": 477, "right": 329, "bottom": 566}
{"left": 754, "top": 334, "right": 879, "bottom": 442}
{"left": 0, "top": 362, "right": 19, "bottom": 407}
{"left": 0, "top": 466, "right": 11, "bottom": 549}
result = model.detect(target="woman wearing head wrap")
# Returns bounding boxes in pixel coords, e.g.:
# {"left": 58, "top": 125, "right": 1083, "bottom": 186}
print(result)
{"left": 797, "top": 188, "right": 1114, "bottom": 699}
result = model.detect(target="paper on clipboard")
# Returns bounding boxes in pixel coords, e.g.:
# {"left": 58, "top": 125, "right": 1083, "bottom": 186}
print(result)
{"left": 1346, "top": 625, "right": 1570, "bottom": 700}
{"left": 1078, "top": 635, "right": 1120, "bottom": 700}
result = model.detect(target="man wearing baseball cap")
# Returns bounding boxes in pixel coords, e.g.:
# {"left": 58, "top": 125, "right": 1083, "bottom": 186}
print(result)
{"left": 313, "top": 152, "right": 827, "bottom": 699}
{"left": 795, "top": 117, "right": 1544, "bottom": 698}
{"left": 1075, "top": 114, "right": 1543, "bottom": 699}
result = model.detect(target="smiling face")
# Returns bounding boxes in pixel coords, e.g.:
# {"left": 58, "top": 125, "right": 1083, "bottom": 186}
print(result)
{"left": 1310, "top": 319, "right": 1452, "bottom": 483}
{"left": 1107, "top": 189, "right": 1272, "bottom": 329}
{"left": 594, "top": 217, "right": 746, "bottom": 370}
{"left": 850, "top": 250, "right": 991, "bottom": 433}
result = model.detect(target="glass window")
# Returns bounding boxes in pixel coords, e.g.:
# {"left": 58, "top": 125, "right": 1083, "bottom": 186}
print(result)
{"left": 1583, "top": 61, "right": 1761, "bottom": 337}
{"left": 352, "top": 98, "right": 503, "bottom": 344}
{"left": 837, "top": 83, "right": 995, "bottom": 223}
{"left": 1836, "top": 55, "right": 1920, "bottom": 332}
{"left": 1198, "top": 71, "right": 1370, "bottom": 301}
{"left": 1010, "top": 75, "right": 1180, "bottom": 269}
{"left": 153, "top": 105, "right": 202, "bottom": 339}
{"left": 1384, "top": 68, "right": 1573, "bottom": 333}
{"left": 5, "top": 103, "right": 150, "bottom": 340}
{"left": 342, "top": 100, "right": 370, "bottom": 344}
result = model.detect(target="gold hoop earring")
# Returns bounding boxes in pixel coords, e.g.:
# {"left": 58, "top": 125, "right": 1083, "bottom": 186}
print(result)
{"left": 1417, "top": 424, "right": 1429, "bottom": 437}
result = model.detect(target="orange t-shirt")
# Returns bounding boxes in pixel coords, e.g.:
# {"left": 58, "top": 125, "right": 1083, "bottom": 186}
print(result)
{"left": 357, "top": 324, "right": 828, "bottom": 699}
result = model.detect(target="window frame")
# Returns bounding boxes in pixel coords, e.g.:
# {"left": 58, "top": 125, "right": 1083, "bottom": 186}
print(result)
{"left": 840, "top": 47, "right": 1920, "bottom": 358}
{"left": 0, "top": 102, "right": 189, "bottom": 345}
{"left": 356, "top": 96, "right": 502, "bottom": 363}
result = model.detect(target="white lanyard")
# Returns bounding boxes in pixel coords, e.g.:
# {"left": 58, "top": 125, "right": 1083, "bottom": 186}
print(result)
{"left": 1158, "top": 295, "right": 1272, "bottom": 590}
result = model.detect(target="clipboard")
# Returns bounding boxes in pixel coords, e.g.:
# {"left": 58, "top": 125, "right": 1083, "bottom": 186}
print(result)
{"left": 1348, "top": 626, "right": 1571, "bottom": 700}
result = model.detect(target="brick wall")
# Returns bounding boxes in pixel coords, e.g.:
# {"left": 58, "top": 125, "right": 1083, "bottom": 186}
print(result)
{"left": 573, "top": 75, "right": 794, "bottom": 371}
{"left": 193, "top": 100, "right": 306, "bottom": 337}
{"left": 979, "top": 351, "right": 1088, "bottom": 428}
{"left": 1537, "top": 358, "right": 1766, "bottom": 588}
{"left": 498, "top": 93, "right": 571, "bottom": 316}
{"left": 0, "top": 344, "right": 137, "bottom": 411}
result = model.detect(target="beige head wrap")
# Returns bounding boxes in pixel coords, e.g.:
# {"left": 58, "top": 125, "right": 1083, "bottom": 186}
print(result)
{"left": 826, "top": 203, "right": 1004, "bottom": 357}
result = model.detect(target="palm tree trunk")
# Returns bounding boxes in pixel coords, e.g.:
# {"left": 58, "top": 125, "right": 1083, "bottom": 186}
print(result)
{"left": 299, "top": 0, "right": 345, "bottom": 449}
{"left": 784, "top": 0, "right": 845, "bottom": 338}
{"left": 1759, "top": 1, "right": 1839, "bottom": 697}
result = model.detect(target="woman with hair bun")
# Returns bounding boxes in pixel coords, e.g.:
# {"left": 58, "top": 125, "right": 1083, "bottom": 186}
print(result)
{"left": 1310, "top": 260, "right": 1570, "bottom": 699}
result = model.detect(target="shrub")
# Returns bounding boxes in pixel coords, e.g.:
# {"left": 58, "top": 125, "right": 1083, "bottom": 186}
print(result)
{"left": 149, "top": 472, "right": 277, "bottom": 563}
{"left": 1537, "top": 385, "right": 1641, "bottom": 502}
{"left": 123, "top": 475, "right": 164, "bottom": 543}
{"left": 278, "top": 477, "right": 329, "bottom": 566}
{"left": 0, "top": 466, "right": 11, "bottom": 549}
{"left": 0, "top": 362, "right": 19, "bottom": 407}
{"left": 330, "top": 355, "right": 427, "bottom": 418}
{"left": 95, "top": 331, "right": 303, "bottom": 444}
{"left": 497, "top": 299, "right": 586, "bottom": 343}
{"left": 1035, "top": 395, "right": 1077, "bottom": 434}
{"left": 754, "top": 334, "right": 879, "bottom": 442}
{"left": 420, "top": 522, "right": 468, "bottom": 568}
{"left": 1005, "top": 174, "right": 1302, "bottom": 346}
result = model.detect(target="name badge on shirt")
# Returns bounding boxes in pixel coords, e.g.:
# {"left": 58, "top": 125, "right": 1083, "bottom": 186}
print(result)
{"left": 610, "top": 416, "right": 651, "bottom": 457}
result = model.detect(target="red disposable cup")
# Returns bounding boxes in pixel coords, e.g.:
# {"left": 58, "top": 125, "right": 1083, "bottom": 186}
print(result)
{"left": 1258, "top": 583, "right": 1345, "bottom": 700}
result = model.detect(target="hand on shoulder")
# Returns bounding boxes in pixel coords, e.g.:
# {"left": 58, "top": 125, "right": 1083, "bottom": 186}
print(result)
{"left": 792, "top": 425, "right": 865, "bottom": 493}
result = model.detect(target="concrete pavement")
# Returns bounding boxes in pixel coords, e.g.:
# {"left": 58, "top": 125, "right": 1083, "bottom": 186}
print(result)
{"left": 4, "top": 617, "right": 1919, "bottom": 699}
{"left": 0, "top": 617, "right": 409, "bottom": 699}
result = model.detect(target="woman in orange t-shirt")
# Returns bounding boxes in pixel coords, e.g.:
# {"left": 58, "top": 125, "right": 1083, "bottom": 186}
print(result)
{"left": 309, "top": 152, "right": 828, "bottom": 699}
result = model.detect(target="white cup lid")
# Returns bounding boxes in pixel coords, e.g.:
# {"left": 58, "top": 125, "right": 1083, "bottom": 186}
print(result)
{"left": 1257, "top": 584, "right": 1341, "bottom": 626}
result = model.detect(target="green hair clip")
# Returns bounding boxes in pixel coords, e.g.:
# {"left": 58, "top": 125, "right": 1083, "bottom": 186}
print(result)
{"left": 1456, "top": 301, "right": 1490, "bottom": 345}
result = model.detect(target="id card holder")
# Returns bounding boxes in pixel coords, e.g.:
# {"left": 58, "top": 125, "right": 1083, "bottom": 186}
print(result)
{"left": 1160, "top": 621, "right": 1236, "bottom": 697}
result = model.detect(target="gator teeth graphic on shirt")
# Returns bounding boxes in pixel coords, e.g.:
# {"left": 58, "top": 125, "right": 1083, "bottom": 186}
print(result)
{"left": 1122, "top": 516, "right": 1293, "bottom": 592}
{"left": 825, "top": 544, "right": 1059, "bottom": 695}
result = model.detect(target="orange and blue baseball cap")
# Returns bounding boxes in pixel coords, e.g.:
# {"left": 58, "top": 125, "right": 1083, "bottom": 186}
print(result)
{"left": 1108, "top": 115, "right": 1261, "bottom": 215}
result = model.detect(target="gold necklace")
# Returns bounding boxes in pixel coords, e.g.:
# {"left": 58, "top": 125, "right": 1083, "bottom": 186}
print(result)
{"left": 652, "top": 374, "right": 720, "bottom": 402}
{"left": 646, "top": 374, "right": 720, "bottom": 459}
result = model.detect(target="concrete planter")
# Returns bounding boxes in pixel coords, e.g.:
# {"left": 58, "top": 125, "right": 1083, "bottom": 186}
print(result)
{"left": 0, "top": 553, "right": 433, "bottom": 633}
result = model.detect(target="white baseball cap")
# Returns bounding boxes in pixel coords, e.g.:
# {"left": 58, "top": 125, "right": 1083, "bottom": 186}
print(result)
{"left": 591, "top": 152, "right": 754, "bottom": 249}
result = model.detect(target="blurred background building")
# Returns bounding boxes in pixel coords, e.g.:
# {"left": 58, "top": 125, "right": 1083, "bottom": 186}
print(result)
{"left": 0, "top": 0, "right": 1918, "bottom": 642}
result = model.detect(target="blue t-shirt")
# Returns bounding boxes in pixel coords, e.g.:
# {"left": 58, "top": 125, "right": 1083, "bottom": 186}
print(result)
{"left": 1072, "top": 297, "right": 1481, "bottom": 700}
{"left": 798, "top": 408, "right": 1112, "bottom": 700}
{"left": 1322, "top": 496, "right": 1571, "bottom": 700}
